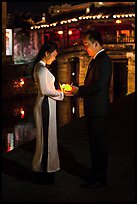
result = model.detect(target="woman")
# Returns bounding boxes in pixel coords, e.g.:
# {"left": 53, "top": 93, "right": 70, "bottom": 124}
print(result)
{"left": 32, "top": 42, "right": 64, "bottom": 184}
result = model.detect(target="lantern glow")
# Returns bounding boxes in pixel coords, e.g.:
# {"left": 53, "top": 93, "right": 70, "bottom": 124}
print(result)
{"left": 59, "top": 83, "right": 72, "bottom": 92}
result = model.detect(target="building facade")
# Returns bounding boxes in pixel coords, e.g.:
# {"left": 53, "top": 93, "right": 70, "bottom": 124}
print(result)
{"left": 30, "top": 2, "right": 135, "bottom": 98}
{"left": 4, "top": 2, "right": 135, "bottom": 105}
{"left": 2, "top": 2, "right": 7, "bottom": 64}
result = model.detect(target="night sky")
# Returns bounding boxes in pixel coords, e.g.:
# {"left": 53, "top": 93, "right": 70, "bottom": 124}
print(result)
{"left": 7, "top": 1, "right": 87, "bottom": 15}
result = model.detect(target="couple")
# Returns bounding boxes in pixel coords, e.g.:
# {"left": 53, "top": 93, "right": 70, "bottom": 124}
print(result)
{"left": 31, "top": 29, "right": 112, "bottom": 189}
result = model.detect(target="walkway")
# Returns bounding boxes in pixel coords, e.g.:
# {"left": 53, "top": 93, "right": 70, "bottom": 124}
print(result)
{"left": 2, "top": 93, "right": 135, "bottom": 202}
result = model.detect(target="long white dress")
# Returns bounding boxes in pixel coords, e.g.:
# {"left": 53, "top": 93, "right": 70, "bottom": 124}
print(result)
{"left": 32, "top": 60, "right": 64, "bottom": 172}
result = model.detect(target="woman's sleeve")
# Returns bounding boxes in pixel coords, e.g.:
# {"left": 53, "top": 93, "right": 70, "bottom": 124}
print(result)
{"left": 38, "top": 67, "right": 64, "bottom": 101}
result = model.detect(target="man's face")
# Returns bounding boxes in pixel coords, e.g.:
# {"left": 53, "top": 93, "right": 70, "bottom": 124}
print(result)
{"left": 83, "top": 36, "right": 96, "bottom": 57}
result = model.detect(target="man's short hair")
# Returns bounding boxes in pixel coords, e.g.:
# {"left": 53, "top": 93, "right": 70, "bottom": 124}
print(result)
{"left": 84, "top": 29, "right": 103, "bottom": 46}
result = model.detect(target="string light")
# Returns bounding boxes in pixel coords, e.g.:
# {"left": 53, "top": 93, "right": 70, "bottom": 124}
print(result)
{"left": 30, "top": 12, "right": 135, "bottom": 30}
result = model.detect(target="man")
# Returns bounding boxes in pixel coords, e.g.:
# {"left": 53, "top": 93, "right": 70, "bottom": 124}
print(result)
{"left": 72, "top": 29, "right": 112, "bottom": 189}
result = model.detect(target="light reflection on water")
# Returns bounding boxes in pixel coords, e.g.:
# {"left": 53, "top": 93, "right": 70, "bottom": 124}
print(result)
{"left": 2, "top": 96, "right": 84, "bottom": 153}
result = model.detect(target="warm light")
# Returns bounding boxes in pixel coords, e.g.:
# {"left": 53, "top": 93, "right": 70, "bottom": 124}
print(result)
{"left": 59, "top": 83, "right": 72, "bottom": 92}
{"left": 71, "top": 18, "right": 78, "bottom": 22}
{"left": 58, "top": 31, "right": 63, "bottom": 35}
{"left": 116, "top": 20, "right": 122, "bottom": 24}
{"left": 6, "top": 32, "right": 10, "bottom": 38}
{"left": 21, "top": 110, "right": 24, "bottom": 115}
{"left": 64, "top": 84, "right": 72, "bottom": 91}
{"left": 97, "top": 15, "right": 102, "bottom": 19}
{"left": 20, "top": 108, "right": 25, "bottom": 119}
{"left": 72, "top": 107, "right": 75, "bottom": 113}
{"left": 68, "top": 30, "right": 72, "bottom": 35}
{"left": 13, "top": 78, "right": 24, "bottom": 88}
{"left": 86, "top": 7, "right": 90, "bottom": 14}
{"left": 20, "top": 78, "right": 24, "bottom": 86}
{"left": 42, "top": 16, "right": 45, "bottom": 21}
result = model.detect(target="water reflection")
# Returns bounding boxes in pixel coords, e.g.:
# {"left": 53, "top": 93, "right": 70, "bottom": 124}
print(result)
{"left": 2, "top": 97, "right": 36, "bottom": 153}
{"left": 7, "top": 133, "right": 14, "bottom": 152}
{"left": 2, "top": 96, "right": 84, "bottom": 153}
{"left": 14, "top": 123, "right": 36, "bottom": 147}
{"left": 5, "top": 125, "right": 36, "bottom": 152}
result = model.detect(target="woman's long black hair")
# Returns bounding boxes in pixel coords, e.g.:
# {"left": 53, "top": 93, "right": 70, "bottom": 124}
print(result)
{"left": 31, "top": 41, "right": 58, "bottom": 81}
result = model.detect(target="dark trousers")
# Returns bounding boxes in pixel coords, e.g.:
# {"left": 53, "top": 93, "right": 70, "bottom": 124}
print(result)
{"left": 86, "top": 116, "right": 108, "bottom": 182}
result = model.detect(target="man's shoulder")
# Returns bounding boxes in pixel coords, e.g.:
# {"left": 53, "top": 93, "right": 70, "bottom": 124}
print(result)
{"left": 96, "top": 51, "right": 111, "bottom": 62}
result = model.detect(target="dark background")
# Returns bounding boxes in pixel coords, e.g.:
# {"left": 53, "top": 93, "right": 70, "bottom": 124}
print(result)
{"left": 7, "top": 1, "right": 88, "bottom": 15}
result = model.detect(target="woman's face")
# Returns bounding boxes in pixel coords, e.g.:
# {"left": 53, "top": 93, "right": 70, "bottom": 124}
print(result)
{"left": 45, "top": 50, "right": 58, "bottom": 65}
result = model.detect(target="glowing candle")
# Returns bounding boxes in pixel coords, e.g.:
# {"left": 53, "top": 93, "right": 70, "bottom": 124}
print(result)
{"left": 59, "top": 83, "right": 72, "bottom": 92}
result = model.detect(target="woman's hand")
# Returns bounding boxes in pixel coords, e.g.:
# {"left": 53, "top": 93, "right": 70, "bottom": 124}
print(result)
{"left": 64, "top": 90, "right": 73, "bottom": 96}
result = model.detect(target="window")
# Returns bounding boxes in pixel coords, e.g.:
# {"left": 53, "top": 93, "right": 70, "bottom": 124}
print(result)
{"left": 6, "top": 29, "right": 12, "bottom": 55}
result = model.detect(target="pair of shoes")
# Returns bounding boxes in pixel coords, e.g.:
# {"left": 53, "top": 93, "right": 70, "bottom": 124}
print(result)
{"left": 81, "top": 180, "right": 106, "bottom": 189}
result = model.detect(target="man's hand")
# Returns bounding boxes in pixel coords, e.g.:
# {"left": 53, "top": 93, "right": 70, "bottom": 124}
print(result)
{"left": 71, "top": 85, "right": 79, "bottom": 95}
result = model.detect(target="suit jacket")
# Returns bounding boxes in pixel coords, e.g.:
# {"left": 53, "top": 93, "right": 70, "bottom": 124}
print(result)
{"left": 79, "top": 50, "right": 112, "bottom": 117}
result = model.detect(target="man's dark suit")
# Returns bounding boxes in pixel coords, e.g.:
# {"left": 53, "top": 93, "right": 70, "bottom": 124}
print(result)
{"left": 79, "top": 50, "right": 112, "bottom": 183}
